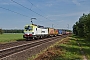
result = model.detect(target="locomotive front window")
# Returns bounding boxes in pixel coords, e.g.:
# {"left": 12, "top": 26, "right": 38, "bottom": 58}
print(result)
{"left": 25, "top": 26, "right": 33, "bottom": 31}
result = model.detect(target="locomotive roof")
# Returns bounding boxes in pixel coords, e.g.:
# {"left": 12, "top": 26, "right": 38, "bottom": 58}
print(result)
{"left": 25, "top": 24, "right": 51, "bottom": 29}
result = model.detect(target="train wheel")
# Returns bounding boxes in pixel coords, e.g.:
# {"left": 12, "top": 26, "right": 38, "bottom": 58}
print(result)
{"left": 32, "top": 37, "right": 35, "bottom": 40}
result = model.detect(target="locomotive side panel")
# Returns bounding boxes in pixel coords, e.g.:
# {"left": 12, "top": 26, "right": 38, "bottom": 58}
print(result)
{"left": 36, "top": 28, "right": 42, "bottom": 35}
{"left": 41, "top": 28, "right": 48, "bottom": 35}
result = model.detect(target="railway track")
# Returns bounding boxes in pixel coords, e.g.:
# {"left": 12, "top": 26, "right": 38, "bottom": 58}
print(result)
{"left": 0, "top": 35, "right": 68, "bottom": 60}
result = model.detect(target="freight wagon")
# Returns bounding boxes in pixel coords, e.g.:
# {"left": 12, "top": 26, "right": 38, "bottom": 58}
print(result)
{"left": 54, "top": 29, "right": 58, "bottom": 36}
{"left": 62, "top": 30, "right": 66, "bottom": 35}
{"left": 58, "top": 29, "right": 68, "bottom": 35}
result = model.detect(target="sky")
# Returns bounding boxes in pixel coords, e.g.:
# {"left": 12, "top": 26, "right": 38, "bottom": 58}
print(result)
{"left": 0, "top": 0, "right": 90, "bottom": 30}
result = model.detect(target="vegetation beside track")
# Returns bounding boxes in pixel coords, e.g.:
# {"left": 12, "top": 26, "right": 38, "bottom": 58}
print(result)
{"left": 0, "top": 33, "right": 24, "bottom": 43}
{"left": 29, "top": 35, "right": 90, "bottom": 60}
{"left": 73, "top": 13, "right": 90, "bottom": 41}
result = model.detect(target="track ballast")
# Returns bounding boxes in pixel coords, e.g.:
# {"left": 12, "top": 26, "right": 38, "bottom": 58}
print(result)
{"left": 0, "top": 35, "right": 68, "bottom": 60}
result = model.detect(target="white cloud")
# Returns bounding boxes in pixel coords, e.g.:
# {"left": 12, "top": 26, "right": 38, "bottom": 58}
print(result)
{"left": 0, "top": 0, "right": 28, "bottom": 5}
{"left": 46, "top": 3, "right": 53, "bottom": 7}
{"left": 72, "top": 0, "right": 81, "bottom": 6}
{"left": 0, "top": 0, "right": 16, "bottom": 5}
{"left": 47, "top": 11, "right": 89, "bottom": 18}
{"left": 0, "top": 2, "right": 7, "bottom": 5}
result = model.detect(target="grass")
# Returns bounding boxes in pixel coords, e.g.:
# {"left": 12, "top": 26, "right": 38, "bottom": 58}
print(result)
{"left": 56, "top": 37, "right": 82, "bottom": 60}
{"left": 0, "top": 33, "right": 24, "bottom": 43}
{"left": 76, "top": 36, "right": 90, "bottom": 59}
{"left": 31, "top": 35, "right": 90, "bottom": 60}
{"left": 48, "top": 36, "right": 82, "bottom": 60}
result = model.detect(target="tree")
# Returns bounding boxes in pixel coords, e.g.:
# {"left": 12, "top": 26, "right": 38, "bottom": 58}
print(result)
{"left": 0, "top": 29, "right": 3, "bottom": 34}
{"left": 73, "top": 13, "right": 90, "bottom": 40}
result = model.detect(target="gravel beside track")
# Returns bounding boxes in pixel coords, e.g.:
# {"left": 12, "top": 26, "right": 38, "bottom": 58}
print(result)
{"left": 0, "top": 40, "right": 36, "bottom": 49}
{"left": 0, "top": 35, "right": 68, "bottom": 60}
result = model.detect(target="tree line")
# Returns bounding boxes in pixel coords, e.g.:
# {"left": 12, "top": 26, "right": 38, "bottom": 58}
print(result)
{"left": 73, "top": 13, "right": 90, "bottom": 40}
{"left": 0, "top": 29, "right": 23, "bottom": 34}
{"left": 0, "top": 28, "right": 71, "bottom": 34}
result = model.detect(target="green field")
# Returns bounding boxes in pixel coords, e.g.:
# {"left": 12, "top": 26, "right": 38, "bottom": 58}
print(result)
{"left": 0, "top": 33, "right": 24, "bottom": 43}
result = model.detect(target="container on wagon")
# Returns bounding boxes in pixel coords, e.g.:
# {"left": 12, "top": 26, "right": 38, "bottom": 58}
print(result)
{"left": 58, "top": 29, "right": 63, "bottom": 35}
{"left": 48, "top": 28, "right": 55, "bottom": 36}
{"left": 62, "top": 30, "right": 66, "bottom": 35}
{"left": 54, "top": 29, "right": 58, "bottom": 36}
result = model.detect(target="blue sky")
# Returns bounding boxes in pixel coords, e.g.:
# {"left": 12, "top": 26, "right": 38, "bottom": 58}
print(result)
{"left": 0, "top": 0, "right": 90, "bottom": 30}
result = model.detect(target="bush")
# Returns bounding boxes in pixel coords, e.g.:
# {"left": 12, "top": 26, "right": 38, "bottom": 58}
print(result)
{"left": 0, "top": 29, "right": 3, "bottom": 34}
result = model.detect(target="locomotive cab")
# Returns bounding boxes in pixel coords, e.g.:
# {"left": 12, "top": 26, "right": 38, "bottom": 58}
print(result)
{"left": 23, "top": 24, "right": 37, "bottom": 39}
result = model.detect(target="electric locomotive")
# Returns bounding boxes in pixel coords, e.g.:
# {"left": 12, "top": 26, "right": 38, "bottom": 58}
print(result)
{"left": 23, "top": 24, "right": 48, "bottom": 40}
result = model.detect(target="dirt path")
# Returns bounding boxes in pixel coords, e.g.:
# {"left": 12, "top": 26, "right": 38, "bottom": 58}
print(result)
{"left": 77, "top": 39, "right": 87, "bottom": 60}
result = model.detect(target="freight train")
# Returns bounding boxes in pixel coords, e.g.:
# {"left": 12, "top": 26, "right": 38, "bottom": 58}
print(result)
{"left": 23, "top": 24, "right": 70, "bottom": 40}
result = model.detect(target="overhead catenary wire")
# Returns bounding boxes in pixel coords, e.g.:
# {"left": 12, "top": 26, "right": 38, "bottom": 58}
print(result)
{"left": 0, "top": 6, "right": 30, "bottom": 18}
{"left": 0, "top": 0, "right": 53, "bottom": 24}
{"left": 11, "top": 0, "right": 50, "bottom": 20}
{"left": 27, "top": 0, "right": 52, "bottom": 21}
{"left": 0, "top": 6, "right": 44, "bottom": 23}
{"left": 27, "top": 0, "right": 43, "bottom": 13}
{"left": 27, "top": 0, "right": 50, "bottom": 20}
